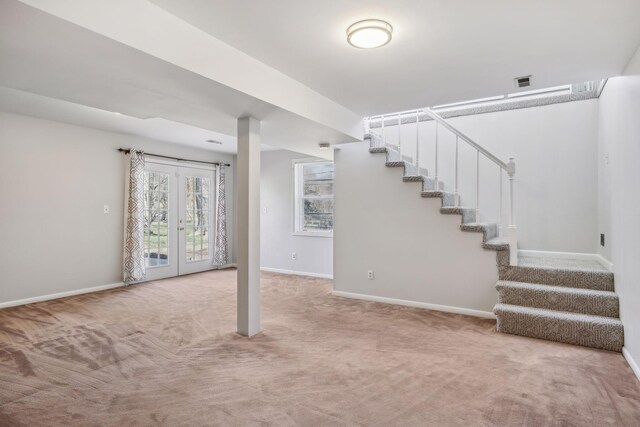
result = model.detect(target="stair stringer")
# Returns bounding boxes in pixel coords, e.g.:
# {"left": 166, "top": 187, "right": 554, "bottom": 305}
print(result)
{"left": 333, "top": 140, "right": 502, "bottom": 314}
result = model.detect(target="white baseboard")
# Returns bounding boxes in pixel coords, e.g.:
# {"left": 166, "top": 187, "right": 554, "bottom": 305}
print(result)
{"left": 517, "top": 250, "right": 614, "bottom": 272}
{"left": 260, "top": 267, "right": 333, "bottom": 280}
{"left": 332, "top": 290, "right": 495, "bottom": 319}
{"left": 0, "top": 282, "right": 125, "bottom": 309}
{"left": 623, "top": 347, "right": 640, "bottom": 382}
{"left": 595, "top": 255, "right": 614, "bottom": 272}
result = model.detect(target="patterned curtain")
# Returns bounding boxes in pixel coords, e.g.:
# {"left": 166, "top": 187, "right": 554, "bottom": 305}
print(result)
{"left": 213, "top": 165, "right": 229, "bottom": 266}
{"left": 123, "top": 150, "right": 146, "bottom": 283}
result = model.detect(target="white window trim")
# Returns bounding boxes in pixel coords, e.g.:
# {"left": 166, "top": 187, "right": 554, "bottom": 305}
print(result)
{"left": 292, "top": 158, "right": 334, "bottom": 237}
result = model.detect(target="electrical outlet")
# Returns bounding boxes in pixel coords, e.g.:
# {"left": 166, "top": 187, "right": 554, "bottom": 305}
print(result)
{"left": 367, "top": 270, "right": 374, "bottom": 280}
{"left": 103, "top": 205, "right": 110, "bottom": 214}
{"left": 291, "top": 252, "right": 297, "bottom": 260}
{"left": 600, "top": 233, "right": 605, "bottom": 247}
{"left": 262, "top": 206, "right": 268, "bottom": 214}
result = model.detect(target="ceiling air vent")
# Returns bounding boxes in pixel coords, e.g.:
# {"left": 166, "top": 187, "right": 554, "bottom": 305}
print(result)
{"left": 514, "top": 75, "right": 532, "bottom": 88}
{"left": 206, "top": 139, "right": 223, "bottom": 145}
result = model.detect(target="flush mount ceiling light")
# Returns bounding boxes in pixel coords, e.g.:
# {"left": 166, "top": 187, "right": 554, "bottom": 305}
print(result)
{"left": 347, "top": 19, "right": 393, "bottom": 49}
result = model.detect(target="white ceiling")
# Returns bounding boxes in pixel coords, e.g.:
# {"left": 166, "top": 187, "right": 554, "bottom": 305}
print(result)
{"left": 0, "top": 86, "right": 283, "bottom": 154}
{"left": 0, "top": 0, "right": 362, "bottom": 159}
{"left": 3, "top": 0, "right": 640, "bottom": 157}
{"left": 152, "top": 0, "right": 640, "bottom": 116}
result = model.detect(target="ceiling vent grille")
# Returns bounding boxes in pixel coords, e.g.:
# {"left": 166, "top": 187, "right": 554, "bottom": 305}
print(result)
{"left": 514, "top": 75, "right": 532, "bottom": 88}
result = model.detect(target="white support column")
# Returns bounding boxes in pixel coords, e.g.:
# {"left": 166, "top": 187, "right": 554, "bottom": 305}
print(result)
{"left": 236, "top": 117, "right": 261, "bottom": 336}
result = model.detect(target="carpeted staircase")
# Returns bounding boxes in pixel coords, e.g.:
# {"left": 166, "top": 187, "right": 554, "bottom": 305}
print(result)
{"left": 365, "top": 131, "right": 624, "bottom": 352}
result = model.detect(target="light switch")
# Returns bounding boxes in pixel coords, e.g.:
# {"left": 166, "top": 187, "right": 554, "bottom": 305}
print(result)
{"left": 103, "top": 205, "right": 110, "bottom": 214}
{"left": 262, "top": 207, "right": 268, "bottom": 214}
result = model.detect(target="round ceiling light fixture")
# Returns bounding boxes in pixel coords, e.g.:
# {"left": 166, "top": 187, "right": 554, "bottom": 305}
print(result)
{"left": 346, "top": 19, "right": 393, "bottom": 49}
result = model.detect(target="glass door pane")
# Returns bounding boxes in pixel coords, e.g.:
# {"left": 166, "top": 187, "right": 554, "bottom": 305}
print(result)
{"left": 144, "top": 171, "right": 170, "bottom": 267}
{"left": 184, "top": 175, "right": 210, "bottom": 262}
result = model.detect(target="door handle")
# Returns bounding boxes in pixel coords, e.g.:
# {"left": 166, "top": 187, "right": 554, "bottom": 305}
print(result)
{"left": 179, "top": 227, "right": 185, "bottom": 231}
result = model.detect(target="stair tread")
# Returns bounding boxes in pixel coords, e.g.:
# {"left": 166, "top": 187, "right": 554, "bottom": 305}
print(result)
{"left": 441, "top": 206, "right": 474, "bottom": 212}
{"left": 517, "top": 256, "right": 610, "bottom": 273}
{"left": 422, "top": 190, "right": 453, "bottom": 196}
{"left": 485, "top": 238, "right": 508, "bottom": 244}
{"left": 369, "top": 147, "right": 387, "bottom": 153}
{"left": 482, "top": 238, "right": 509, "bottom": 251}
{"left": 484, "top": 237, "right": 509, "bottom": 247}
{"left": 496, "top": 280, "right": 617, "bottom": 296}
{"left": 494, "top": 303, "right": 623, "bottom": 325}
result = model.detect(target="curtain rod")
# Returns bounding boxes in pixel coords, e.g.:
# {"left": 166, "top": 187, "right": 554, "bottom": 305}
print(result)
{"left": 117, "top": 148, "right": 231, "bottom": 167}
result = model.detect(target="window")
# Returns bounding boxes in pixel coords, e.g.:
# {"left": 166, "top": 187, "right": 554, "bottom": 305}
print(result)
{"left": 294, "top": 161, "right": 334, "bottom": 234}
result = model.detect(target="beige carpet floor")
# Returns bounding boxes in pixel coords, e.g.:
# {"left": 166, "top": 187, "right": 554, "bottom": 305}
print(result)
{"left": 0, "top": 270, "right": 639, "bottom": 426}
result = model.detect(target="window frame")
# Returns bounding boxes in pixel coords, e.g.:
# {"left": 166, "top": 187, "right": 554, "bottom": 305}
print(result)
{"left": 292, "top": 159, "right": 334, "bottom": 238}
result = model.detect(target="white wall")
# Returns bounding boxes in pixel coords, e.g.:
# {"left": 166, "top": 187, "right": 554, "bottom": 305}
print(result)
{"left": 0, "top": 112, "right": 236, "bottom": 305}
{"left": 387, "top": 99, "right": 599, "bottom": 253}
{"left": 260, "top": 150, "right": 333, "bottom": 278}
{"left": 334, "top": 142, "right": 499, "bottom": 314}
{"left": 597, "top": 73, "right": 640, "bottom": 372}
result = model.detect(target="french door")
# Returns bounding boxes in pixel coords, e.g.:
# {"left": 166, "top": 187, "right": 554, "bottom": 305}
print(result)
{"left": 178, "top": 167, "right": 215, "bottom": 275}
{"left": 143, "top": 162, "right": 216, "bottom": 281}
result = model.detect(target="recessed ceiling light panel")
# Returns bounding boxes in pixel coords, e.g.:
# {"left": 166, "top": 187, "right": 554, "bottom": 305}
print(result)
{"left": 347, "top": 19, "right": 393, "bottom": 49}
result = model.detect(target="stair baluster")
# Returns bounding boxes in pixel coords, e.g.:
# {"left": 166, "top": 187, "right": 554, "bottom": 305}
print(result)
{"left": 499, "top": 168, "right": 503, "bottom": 239}
{"left": 415, "top": 111, "right": 420, "bottom": 171}
{"left": 476, "top": 150, "right": 480, "bottom": 219}
{"left": 455, "top": 136, "right": 460, "bottom": 206}
{"left": 397, "top": 113, "right": 402, "bottom": 160}
{"left": 434, "top": 121, "right": 439, "bottom": 190}
{"left": 507, "top": 156, "right": 517, "bottom": 265}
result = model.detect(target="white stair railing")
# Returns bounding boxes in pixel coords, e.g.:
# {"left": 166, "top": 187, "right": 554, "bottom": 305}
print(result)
{"left": 365, "top": 108, "right": 518, "bottom": 266}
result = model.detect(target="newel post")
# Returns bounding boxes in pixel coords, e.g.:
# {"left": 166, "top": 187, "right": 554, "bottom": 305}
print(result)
{"left": 507, "top": 156, "right": 518, "bottom": 266}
